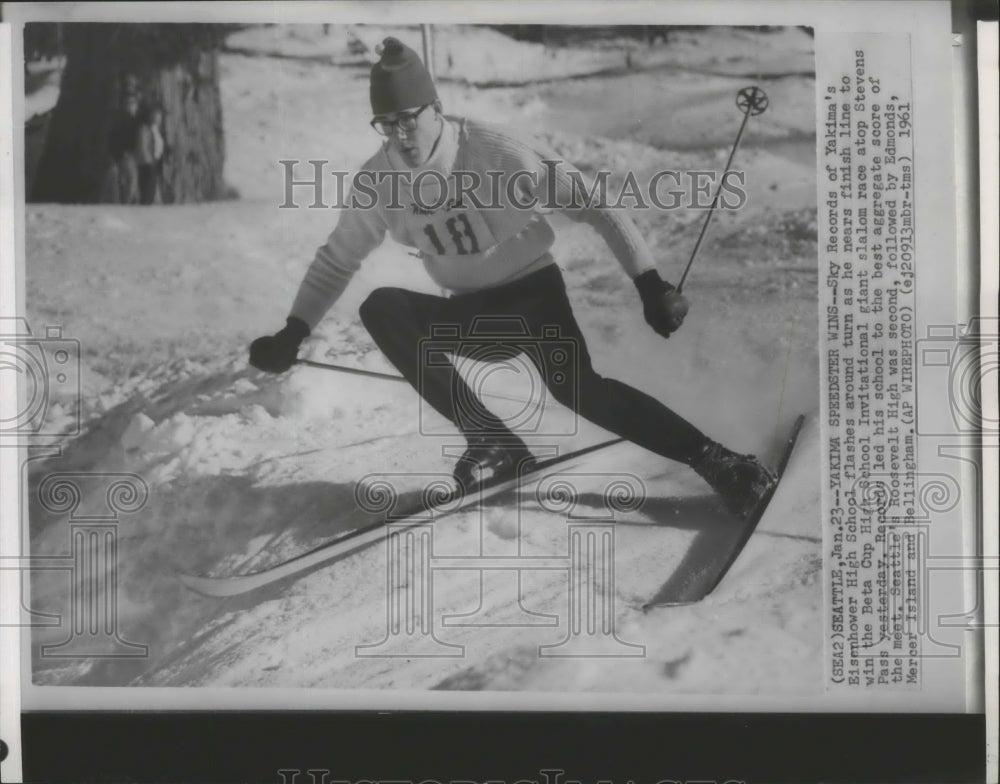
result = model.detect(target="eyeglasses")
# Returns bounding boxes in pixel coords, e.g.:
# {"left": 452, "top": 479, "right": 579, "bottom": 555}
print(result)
{"left": 370, "top": 104, "right": 432, "bottom": 136}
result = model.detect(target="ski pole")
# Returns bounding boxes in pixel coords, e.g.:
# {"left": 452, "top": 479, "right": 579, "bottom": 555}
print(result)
{"left": 295, "top": 358, "right": 540, "bottom": 407}
{"left": 296, "top": 358, "right": 407, "bottom": 382}
{"left": 676, "top": 85, "right": 769, "bottom": 292}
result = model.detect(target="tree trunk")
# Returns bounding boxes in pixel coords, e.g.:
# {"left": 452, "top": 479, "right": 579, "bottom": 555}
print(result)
{"left": 31, "top": 24, "right": 225, "bottom": 204}
{"left": 155, "top": 49, "right": 225, "bottom": 203}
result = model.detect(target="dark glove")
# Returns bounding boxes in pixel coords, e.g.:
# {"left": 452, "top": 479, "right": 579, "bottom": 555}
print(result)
{"left": 634, "top": 269, "right": 689, "bottom": 339}
{"left": 249, "top": 316, "right": 310, "bottom": 373}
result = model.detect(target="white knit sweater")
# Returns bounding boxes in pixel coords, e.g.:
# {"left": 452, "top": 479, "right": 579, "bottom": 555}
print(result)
{"left": 290, "top": 116, "right": 656, "bottom": 329}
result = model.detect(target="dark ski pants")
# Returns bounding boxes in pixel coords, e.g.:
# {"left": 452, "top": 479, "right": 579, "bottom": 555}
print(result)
{"left": 359, "top": 264, "right": 708, "bottom": 465}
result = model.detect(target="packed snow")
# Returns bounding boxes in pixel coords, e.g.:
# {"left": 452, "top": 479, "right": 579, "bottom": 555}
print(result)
{"left": 23, "top": 25, "right": 822, "bottom": 696}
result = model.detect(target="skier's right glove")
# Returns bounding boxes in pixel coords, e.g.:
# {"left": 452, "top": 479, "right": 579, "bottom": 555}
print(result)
{"left": 634, "top": 269, "right": 689, "bottom": 339}
{"left": 249, "top": 316, "right": 310, "bottom": 373}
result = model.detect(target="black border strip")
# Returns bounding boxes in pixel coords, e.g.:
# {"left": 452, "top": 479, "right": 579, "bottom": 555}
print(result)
{"left": 21, "top": 711, "right": 985, "bottom": 784}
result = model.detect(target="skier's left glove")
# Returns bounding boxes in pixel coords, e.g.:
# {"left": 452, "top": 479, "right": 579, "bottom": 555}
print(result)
{"left": 249, "top": 316, "right": 310, "bottom": 373}
{"left": 634, "top": 269, "right": 689, "bottom": 339}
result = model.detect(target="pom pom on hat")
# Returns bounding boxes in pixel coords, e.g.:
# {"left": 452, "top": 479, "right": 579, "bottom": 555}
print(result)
{"left": 370, "top": 37, "right": 438, "bottom": 115}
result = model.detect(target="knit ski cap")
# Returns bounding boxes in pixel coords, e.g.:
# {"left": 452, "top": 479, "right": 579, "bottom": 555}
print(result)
{"left": 370, "top": 37, "right": 437, "bottom": 115}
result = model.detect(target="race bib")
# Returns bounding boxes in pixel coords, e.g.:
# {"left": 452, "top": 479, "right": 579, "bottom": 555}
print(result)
{"left": 412, "top": 206, "right": 496, "bottom": 257}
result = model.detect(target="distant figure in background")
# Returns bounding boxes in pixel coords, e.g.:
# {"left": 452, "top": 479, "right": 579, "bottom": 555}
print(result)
{"left": 105, "top": 86, "right": 140, "bottom": 204}
{"left": 135, "top": 103, "right": 166, "bottom": 205}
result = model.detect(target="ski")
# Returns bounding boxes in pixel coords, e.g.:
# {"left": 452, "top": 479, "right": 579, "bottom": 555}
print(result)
{"left": 179, "top": 436, "right": 625, "bottom": 598}
{"left": 643, "top": 413, "right": 807, "bottom": 608}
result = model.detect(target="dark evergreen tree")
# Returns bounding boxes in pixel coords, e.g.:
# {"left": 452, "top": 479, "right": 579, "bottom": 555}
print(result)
{"left": 31, "top": 23, "right": 231, "bottom": 204}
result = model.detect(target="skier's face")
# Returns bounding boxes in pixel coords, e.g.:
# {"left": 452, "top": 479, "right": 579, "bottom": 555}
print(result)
{"left": 375, "top": 103, "right": 441, "bottom": 167}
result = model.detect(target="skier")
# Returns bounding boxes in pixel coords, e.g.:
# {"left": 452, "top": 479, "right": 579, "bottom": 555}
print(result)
{"left": 250, "top": 37, "right": 775, "bottom": 519}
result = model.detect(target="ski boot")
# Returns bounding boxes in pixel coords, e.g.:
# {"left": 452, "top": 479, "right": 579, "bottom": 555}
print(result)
{"left": 452, "top": 434, "right": 536, "bottom": 492}
{"left": 691, "top": 440, "right": 777, "bottom": 520}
